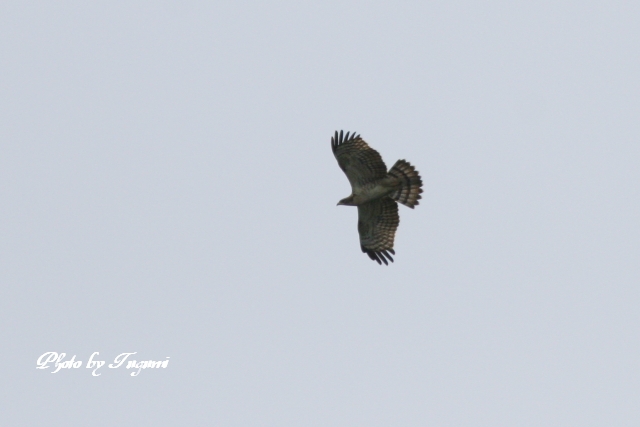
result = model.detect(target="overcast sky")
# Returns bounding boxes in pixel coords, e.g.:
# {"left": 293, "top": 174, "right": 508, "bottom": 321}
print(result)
{"left": 2, "top": 1, "right": 640, "bottom": 426}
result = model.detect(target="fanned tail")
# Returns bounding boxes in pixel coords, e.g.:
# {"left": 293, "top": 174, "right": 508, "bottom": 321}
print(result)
{"left": 388, "top": 160, "right": 423, "bottom": 208}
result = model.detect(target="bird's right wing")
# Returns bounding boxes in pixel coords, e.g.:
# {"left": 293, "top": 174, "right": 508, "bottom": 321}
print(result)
{"left": 357, "top": 197, "right": 399, "bottom": 265}
{"left": 332, "top": 130, "right": 388, "bottom": 190}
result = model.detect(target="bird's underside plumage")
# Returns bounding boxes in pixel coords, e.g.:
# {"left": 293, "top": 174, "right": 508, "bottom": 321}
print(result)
{"left": 332, "top": 130, "right": 423, "bottom": 265}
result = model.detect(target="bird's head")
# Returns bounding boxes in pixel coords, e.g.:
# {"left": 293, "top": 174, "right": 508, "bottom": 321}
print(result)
{"left": 337, "top": 195, "right": 356, "bottom": 206}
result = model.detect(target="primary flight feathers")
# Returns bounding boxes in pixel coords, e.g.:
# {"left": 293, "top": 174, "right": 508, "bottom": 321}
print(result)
{"left": 332, "top": 131, "right": 423, "bottom": 265}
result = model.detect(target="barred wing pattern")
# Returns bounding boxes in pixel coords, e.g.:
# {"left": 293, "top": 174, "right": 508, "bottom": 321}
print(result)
{"left": 357, "top": 198, "right": 399, "bottom": 265}
{"left": 331, "top": 130, "right": 388, "bottom": 189}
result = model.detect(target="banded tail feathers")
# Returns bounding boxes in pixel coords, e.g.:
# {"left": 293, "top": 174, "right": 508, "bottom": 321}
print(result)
{"left": 388, "top": 160, "right": 423, "bottom": 208}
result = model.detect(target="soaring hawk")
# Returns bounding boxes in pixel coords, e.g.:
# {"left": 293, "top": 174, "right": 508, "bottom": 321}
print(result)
{"left": 332, "top": 130, "right": 423, "bottom": 265}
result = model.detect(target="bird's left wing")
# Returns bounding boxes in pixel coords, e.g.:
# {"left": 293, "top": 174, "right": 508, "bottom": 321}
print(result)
{"left": 332, "top": 130, "right": 388, "bottom": 190}
{"left": 357, "top": 197, "right": 399, "bottom": 265}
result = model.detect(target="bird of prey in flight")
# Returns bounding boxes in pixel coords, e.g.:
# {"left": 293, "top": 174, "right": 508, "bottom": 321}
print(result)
{"left": 332, "top": 131, "right": 423, "bottom": 265}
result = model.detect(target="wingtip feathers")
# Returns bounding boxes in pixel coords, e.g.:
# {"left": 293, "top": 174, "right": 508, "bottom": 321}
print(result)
{"left": 331, "top": 130, "right": 359, "bottom": 153}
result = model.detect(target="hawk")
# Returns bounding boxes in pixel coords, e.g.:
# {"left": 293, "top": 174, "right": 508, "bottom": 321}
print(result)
{"left": 332, "top": 130, "right": 423, "bottom": 265}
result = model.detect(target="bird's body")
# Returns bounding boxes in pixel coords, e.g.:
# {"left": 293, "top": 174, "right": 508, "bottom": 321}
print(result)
{"left": 332, "top": 131, "right": 423, "bottom": 265}
{"left": 337, "top": 177, "right": 397, "bottom": 206}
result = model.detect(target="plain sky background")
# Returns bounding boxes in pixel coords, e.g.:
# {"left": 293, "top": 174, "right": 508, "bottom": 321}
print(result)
{"left": 2, "top": 1, "right": 639, "bottom": 426}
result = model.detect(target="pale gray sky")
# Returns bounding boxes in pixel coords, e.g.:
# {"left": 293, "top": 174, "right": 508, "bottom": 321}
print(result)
{"left": 2, "top": 1, "right": 640, "bottom": 426}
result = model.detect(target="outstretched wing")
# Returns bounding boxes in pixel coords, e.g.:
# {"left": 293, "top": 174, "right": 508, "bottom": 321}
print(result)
{"left": 332, "top": 130, "right": 388, "bottom": 190}
{"left": 357, "top": 197, "right": 399, "bottom": 265}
